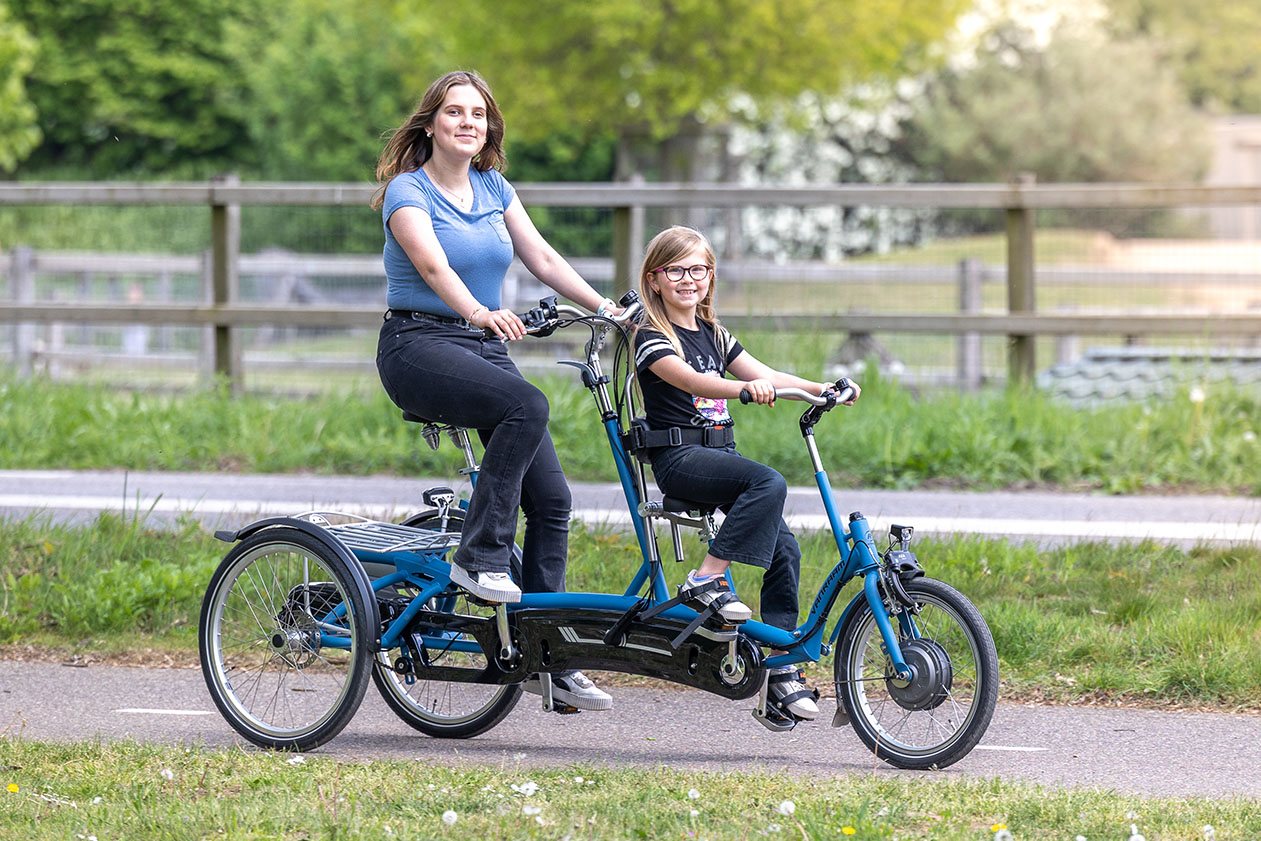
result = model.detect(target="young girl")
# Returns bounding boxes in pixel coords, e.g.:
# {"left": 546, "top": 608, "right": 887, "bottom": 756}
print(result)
{"left": 633, "top": 226, "right": 860, "bottom": 722}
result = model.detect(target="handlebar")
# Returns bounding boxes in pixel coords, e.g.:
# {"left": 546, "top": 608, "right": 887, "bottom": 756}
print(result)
{"left": 738, "top": 379, "right": 857, "bottom": 407}
{"left": 490, "top": 292, "right": 644, "bottom": 339}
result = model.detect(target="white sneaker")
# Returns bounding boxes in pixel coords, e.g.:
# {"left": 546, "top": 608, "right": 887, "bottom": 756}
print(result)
{"left": 523, "top": 670, "right": 614, "bottom": 711}
{"left": 768, "top": 667, "right": 819, "bottom": 720}
{"left": 680, "top": 571, "right": 753, "bottom": 623}
{"left": 448, "top": 562, "right": 521, "bottom": 603}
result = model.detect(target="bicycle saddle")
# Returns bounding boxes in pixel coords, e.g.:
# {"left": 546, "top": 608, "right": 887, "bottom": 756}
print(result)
{"left": 662, "top": 496, "right": 716, "bottom": 516}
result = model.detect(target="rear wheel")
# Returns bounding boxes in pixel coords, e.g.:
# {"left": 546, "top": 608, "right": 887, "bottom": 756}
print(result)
{"left": 199, "top": 528, "right": 372, "bottom": 751}
{"left": 370, "top": 510, "right": 523, "bottom": 738}
{"left": 834, "top": 577, "right": 998, "bottom": 769}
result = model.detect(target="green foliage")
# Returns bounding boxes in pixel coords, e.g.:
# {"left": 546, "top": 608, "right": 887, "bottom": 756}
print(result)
{"left": 0, "top": 2, "right": 39, "bottom": 172}
{"left": 431, "top": 0, "right": 966, "bottom": 146}
{"left": 895, "top": 19, "right": 1211, "bottom": 185}
{"left": 1104, "top": 0, "right": 1261, "bottom": 113}
{"left": 224, "top": 0, "right": 426, "bottom": 183}
{"left": 8, "top": 0, "right": 258, "bottom": 176}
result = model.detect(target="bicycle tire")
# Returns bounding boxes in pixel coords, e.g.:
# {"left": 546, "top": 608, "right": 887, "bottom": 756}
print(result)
{"left": 370, "top": 511, "right": 523, "bottom": 738}
{"left": 199, "top": 527, "right": 373, "bottom": 751}
{"left": 834, "top": 576, "right": 998, "bottom": 770}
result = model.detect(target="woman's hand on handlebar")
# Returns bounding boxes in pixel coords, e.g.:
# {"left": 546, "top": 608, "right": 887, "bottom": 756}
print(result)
{"left": 471, "top": 307, "right": 528, "bottom": 341}
{"left": 740, "top": 378, "right": 776, "bottom": 405}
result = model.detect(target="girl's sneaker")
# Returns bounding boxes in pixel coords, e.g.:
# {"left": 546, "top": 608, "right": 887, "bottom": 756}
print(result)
{"left": 679, "top": 571, "right": 753, "bottom": 623}
{"left": 768, "top": 667, "right": 819, "bottom": 720}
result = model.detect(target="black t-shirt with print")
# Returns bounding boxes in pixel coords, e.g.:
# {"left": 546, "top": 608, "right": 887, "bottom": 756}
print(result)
{"left": 634, "top": 320, "right": 744, "bottom": 429}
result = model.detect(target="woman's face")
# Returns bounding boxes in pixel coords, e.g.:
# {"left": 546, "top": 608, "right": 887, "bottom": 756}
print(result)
{"left": 429, "top": 84, "right": 488, "bottom": 160}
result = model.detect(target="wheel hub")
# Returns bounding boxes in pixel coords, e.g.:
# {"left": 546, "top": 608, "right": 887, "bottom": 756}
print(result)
{"left": 886, "top": 638, "right": 953, "bottom": 711}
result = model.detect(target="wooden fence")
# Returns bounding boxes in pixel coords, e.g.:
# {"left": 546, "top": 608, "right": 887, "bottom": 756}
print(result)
{"left": 2, "top": 177, "right": 1260, "bottom": 393}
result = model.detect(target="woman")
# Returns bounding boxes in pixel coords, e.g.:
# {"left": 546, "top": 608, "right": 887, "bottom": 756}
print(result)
{"left": 633, "top": 225, "right": 859, "bottom": 722}
{"left": 372, "top": 70, "right": 616, "bottom": 711}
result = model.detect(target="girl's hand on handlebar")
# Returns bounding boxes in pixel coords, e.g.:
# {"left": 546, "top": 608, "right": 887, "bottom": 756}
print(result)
{"left": 824, "top": 377, "right": 861, "bottom": 405}
{"left": 741, "top": 378, "right": 776, "bottom": 405}
{"left": 471, "top": 307, "right": 527, "bottom": 341}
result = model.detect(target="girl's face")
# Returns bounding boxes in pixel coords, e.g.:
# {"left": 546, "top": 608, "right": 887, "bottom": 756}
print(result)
{"left": 429, "top": 84, "right": 488, "bottom": 160}
{"left": 647, "top": 245, "right": 713, "bottom": 318}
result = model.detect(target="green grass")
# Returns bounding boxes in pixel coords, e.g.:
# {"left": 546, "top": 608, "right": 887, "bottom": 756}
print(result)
{"left": 1, "top": 739, "right": 1257, "bottom": 840}
{"left": 2, "top": 373, "right": 1260, "bottom": 494}
{"left": 4, "top": 514, "right": 1261, "bottom": 710}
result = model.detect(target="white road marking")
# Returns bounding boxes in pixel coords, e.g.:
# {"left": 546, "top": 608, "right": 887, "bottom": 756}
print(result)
{"left": 975, "top": 745, "right": 1049, "bottom": 752}
{"left": 115, "top": 708, "right": 213, "bottom": 716}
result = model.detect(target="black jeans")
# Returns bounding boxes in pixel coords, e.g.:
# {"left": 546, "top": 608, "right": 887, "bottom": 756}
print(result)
{"left": 377, "top": 315, "right": 571, "bottom": 593}
{"left": 649, "top": 444, "right": 802, "bottom": 632}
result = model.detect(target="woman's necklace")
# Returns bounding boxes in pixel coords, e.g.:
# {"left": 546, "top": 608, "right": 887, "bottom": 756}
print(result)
{"left": 425, "top": 167, "right": 473, "bottom": 210}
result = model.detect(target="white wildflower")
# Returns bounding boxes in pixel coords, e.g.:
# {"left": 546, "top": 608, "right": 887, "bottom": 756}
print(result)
{"left": 441, "top": 809, "right": 458, "bottom": 825}
{"left": 1189, "top": 385, "right": 1206, "bottom": 404}
{"left": 523, "top": 804, "right": 542, "bottom": 816}
{"left": 159, "top": 768, "right": 174, "bottom": 782}
{"left": 687, "top": 788, "right": 700, "bottom": 800}
{"left": 511, "top": 781, "right": 540, "bottom": 797}
{"left": 1203, "top": 826, "right": 1216, "bottom": 840}
{"left": 286, "top": 756, "right": 306, "bottom": 766}
{"left": 995, "top": 830, "right": 1014, "bottom": 841}
{"left": 777, "top": 800, "right": 796, "bottom": 816}
{"left": 572, "top": 776, "right": 584, "bottom": 783}
{"left": 1129, "top": 825, "right": 1146, "bottom": 841}
{"left": 690, "top": 809, "right": 700, "bottom": 818}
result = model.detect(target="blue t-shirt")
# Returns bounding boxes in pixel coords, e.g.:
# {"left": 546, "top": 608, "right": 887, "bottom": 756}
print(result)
{"left": 382, "top": 167, "right": 517, "bottom": 317}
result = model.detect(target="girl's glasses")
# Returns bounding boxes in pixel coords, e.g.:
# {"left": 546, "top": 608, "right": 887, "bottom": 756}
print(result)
{"left": 652, "top": 264, "right": 713, "bottom": 282}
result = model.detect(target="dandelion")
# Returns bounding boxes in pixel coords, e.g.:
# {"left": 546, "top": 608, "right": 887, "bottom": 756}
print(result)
{"left": 1128, "top": 825, "right": 1146, "bottom": 841}
{"left": 776, "top": 800, "right": 796, "bottom": 816}
{"left": 6, "top": 784, "right": 17, "bottom": 794}
{"left": 159, "top": 768, "right": 174, "bottom": 782}
{"left": 690, "top": 809, "right": 699, "bottom": 818}
{"left": 523, "top": 805, "right": 542, "bottom": 816}
{"left": 842, "top": 828, "right": 856, "bottom": 836}
{"left": 687, "top": 788, "right": 700, "bottom": 800}
{"left": 993, "top": 825, "right": 1014, "bottom": 841}
{"left": 286, "top": 756, "right": 306, "bottom": 766}
{"left": 511, "top": 781, "right": 540, "bottom": 796}
{"left": 1203, "top": 826, "right": 1216, "bottom": 841}
{"left": 1189, "top": 385, "right": 1206, "bottom": 404}
{"left": 441, "top": 810, "right": 458, "bottom": 826}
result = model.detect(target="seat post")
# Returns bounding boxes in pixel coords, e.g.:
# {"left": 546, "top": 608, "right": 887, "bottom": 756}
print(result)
{"left": 670, "top": 521, "right": 686, "bottom": 564}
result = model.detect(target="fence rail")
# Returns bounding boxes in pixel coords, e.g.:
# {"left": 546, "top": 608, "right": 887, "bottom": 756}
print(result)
{"left": 3, "top": 179, "right": 1260, "bottom": 393}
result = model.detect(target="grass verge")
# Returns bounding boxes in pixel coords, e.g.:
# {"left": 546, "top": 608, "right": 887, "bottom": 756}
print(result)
{"left": 3, "top": 513, "right": 1261, "bottom": 711}
{"left": 1, "top": 739, "right": 1258, "bottom": 840}
{"left": 2, "top": 372, "right": 1260, "bottom": 493}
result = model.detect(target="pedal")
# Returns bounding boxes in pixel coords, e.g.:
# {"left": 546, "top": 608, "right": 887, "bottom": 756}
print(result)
{"left": 751, "top": 670, "right": 798, "bottom": 732}
{"left": 550, "top": 703, "right": 581, "bottom": 715}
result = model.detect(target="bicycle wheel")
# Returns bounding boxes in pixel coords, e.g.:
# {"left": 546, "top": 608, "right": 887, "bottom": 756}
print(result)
{"left": 834, "top": 577, "right": 998, "bottom": 770}
{"left": 370, "top": 511, "right": 523, "bottom": 738}
{"left": 199, "top": 527, "right": 373, "bottom": 751}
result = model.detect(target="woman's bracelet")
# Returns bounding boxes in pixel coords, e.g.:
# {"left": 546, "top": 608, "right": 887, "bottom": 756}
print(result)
{"left": 467, "top": 305, "right": 487, "bottom": 322}
{"left": 596, "top": 298, "right": 615, "bottom": 316}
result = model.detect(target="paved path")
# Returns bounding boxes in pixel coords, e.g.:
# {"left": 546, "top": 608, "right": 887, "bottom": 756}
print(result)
{"left": 1, "top": 660, "right": 1258, "bottom": 800}
{"left": 4, "top": 468, "right": 1261, "bottom": 547}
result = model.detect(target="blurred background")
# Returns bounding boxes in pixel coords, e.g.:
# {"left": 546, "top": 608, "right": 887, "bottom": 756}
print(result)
{"left": 0, "top": 0, "right": 1258, "bottom": 398}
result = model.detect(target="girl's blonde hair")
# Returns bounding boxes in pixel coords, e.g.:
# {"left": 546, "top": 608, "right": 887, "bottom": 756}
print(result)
{"left": 637, "top": 225, "right": 718, "bottom": 354}
{"left": 370, "top": 70, "right": 507, "bottom": 211}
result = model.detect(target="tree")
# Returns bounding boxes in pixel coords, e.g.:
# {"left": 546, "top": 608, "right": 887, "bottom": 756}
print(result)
{"left": 1104, "top": 0, "right": 1261, "bottom": 113}
{"left": 892, "top": 19, "right": 1210, "bottom": 184}
{"left": 8, "top": 0, "right": 258, "bottom": 175}
{"left": 0, "top": 2, "right": 39, "bottom": 172}
{"left": 426, "top": 0, "right": 966, "bottom": 180}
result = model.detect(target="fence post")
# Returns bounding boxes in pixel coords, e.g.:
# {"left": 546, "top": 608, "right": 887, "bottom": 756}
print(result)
{"left": 10, "top": 246, "right": 35, "bottom": 378}
{"left": 210, "top": 173, "right": 242, "bottom": 394}
{"left": 610, "top": 180, "right": 645, "bottom": 299}
{"left": 957, "top": 257, "right": 983, "bottom": 390}
{"left": 1005, "top": 173, "right": 1037, "bottom": 385}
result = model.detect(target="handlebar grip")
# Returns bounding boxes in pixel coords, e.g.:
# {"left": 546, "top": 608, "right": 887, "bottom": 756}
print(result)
{"left": 739, "top": 388, "right": 752, "bottom": 404}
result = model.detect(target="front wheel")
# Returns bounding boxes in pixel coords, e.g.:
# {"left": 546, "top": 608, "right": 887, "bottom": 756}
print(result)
{"left": 199, "top": 528, "right": 373, "bottom": 751}
{"left": 834, "top": 577, "right": 998, "bottom": 770}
